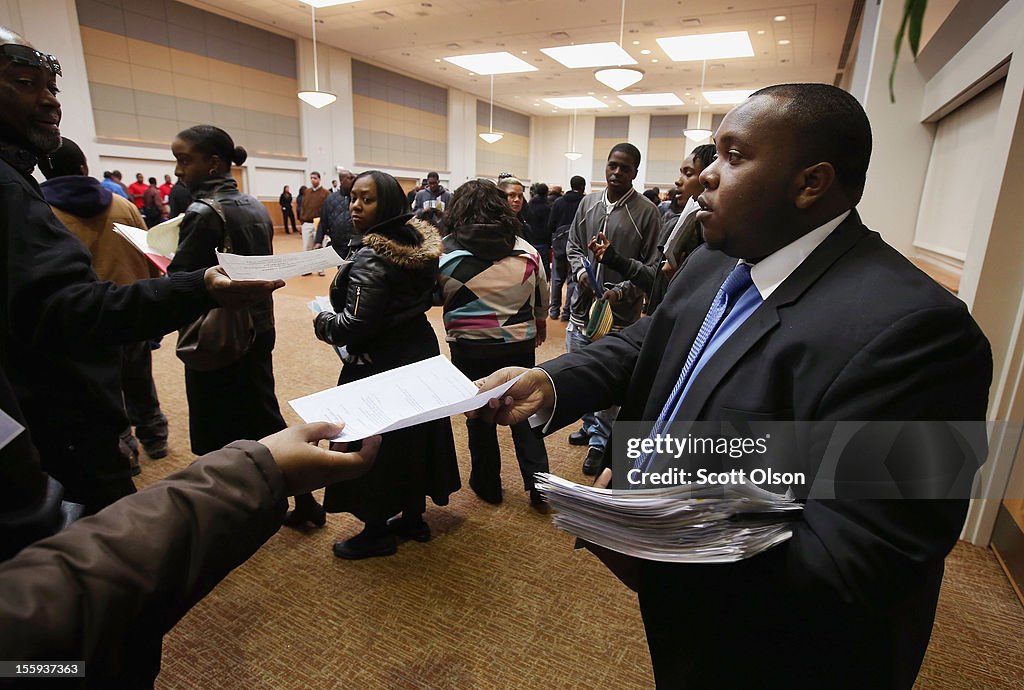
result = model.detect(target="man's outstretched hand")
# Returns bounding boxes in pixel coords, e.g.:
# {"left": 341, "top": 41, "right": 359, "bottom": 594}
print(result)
{"left": 204, "top": 266, "right": 285, "bottom": 309}
{"left": 468, "top": 367, "right": 554, "bottom": 427}
{"left": 259, "top": 422, "right": 380, "bottom": 496}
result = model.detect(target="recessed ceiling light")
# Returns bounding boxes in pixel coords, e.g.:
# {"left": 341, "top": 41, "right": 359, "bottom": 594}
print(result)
{"left": 522, "top": 50, "right": 528, "bottom": 54}
{"left": 618, "top": 92, "right": 683, "bottom": 106}
{"left": 443, "top": 51, "right": 538, "bottom": 75}
{"left": 587, "top": 91, "right": 595, "bottom": 94}
{"left": 434, "top": 58, "right": 441, "bottom": 62}
{"left": 640, "top": 49, "right": 652, "bottom": 55}
{"left": 651, "top": 59, "right": 658, "bottom": 63}
{"left": 632, "top": 40, "right": 640, "bottom": 45}
{"left": 777, "top": 39, "right": 791, "bottom": 45}
{"left": 757, "top": 30, "right": 766, "bottom": 35}
{"left": 540, "top": 42, "right": 638, "bottom": 68}
{"left": 702, "top": 89, "right": 755, "bottom": 104}
{"left": 773, "top": 15, "right": 787, "bottom": 22}
{"left": 300, "top": 0, "right": 361, "bottom": 6}
{"left": 657, "top": 31, "right": 754, "bottom": 61}
{"left": 543, "top": 96, "right": 608, "bottom": 109}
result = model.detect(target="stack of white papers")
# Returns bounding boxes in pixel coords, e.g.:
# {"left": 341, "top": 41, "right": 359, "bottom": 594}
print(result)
{"left": 289, "top": 355, "right": 521, "bottom": 442}
{"left": 534, "top": 473, "right": 802, "bottom": 563}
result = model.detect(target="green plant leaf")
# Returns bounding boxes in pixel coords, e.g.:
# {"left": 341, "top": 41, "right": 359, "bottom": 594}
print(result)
{"left": 890, "top": 0, "right": 929, "bottom": 102}
{"left": 908, "top": 0, "right": 928, "bottom": 56}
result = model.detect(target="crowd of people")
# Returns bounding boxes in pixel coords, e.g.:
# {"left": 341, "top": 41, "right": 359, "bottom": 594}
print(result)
{"left": 0, "top": 23, "right": 995, "bottom": 690}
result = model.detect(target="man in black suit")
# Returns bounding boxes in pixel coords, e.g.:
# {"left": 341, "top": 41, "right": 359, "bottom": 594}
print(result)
{"left": 472, "top": 84, "right": 992, "bottom": 688}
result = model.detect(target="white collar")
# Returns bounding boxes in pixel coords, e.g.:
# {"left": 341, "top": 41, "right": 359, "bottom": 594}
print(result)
{"left": 602, "top": 187, "right": 635, "bottom": 209}
{"left": 311, "top": 185, "right": 321, "bottom": 191}
{"left": 747, "top": 210, "right": 851, "bottom": 300}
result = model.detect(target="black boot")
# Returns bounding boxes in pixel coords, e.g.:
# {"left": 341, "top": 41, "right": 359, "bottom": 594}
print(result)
{"left": 283, "top": 494, "right": 326, "bottom": 528}
{"left": 333, "top": 522, "right": 397, "bottom": 559}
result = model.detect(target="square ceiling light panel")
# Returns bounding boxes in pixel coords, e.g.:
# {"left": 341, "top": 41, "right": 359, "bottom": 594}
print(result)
{"left": 300, "top": 0, "right": 362, "bottom": 6}
{"left": 702, "top": 89, "right": 756, "bottom": 104}
{"left": 543, "top": 96, "right": 608, "bottom": 109}
{"left": 618, "top": 93, "right": 683, "bottom": 107}
{"left": 656, "top": 32, "right": 754, "bottom": 62}
{"left": 444, "top": 52, "right": 538, "bottom": 75}
{"left": 540, "top": 42, "right": 638, "bottom": 69}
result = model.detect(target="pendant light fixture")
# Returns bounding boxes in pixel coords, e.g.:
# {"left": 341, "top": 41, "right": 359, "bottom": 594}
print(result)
{"left": 479, "top": 75, "right": 504, "bottom": 144}
{"left": 564, "top": 109, "right": 583, "bottom": 160}
{"left": 297, "top": 5, "right": 337, "bottom": 108}
{"left": 594, "top": 0, "right": 644, "bottom": 91}
{"left": 684, "top": 60, "right": 713, "bottom": 141}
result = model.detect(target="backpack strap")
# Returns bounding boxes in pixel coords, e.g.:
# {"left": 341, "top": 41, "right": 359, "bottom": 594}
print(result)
{"left": 186, "top": 198, "right": 232, "bottom": 252}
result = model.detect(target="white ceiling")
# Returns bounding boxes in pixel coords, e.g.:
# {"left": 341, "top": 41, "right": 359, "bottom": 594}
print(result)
{"left": 186, "top": 0, "right": 861, "bottom": 117}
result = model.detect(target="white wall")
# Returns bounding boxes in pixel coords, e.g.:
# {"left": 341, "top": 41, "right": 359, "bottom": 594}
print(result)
{"left": 530, "top": 115, "right": 595, "bottom": 190}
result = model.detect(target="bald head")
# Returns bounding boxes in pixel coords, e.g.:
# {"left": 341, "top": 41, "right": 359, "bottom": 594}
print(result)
{"left": 0, "top": 25, "right": 28, "bottom": 47}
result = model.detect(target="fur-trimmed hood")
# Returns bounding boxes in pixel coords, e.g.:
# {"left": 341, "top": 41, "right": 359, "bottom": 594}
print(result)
{"left": 361, "top": 214, "right": 443, "bottom": 269}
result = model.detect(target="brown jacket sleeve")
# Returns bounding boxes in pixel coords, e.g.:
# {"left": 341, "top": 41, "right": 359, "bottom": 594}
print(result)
{"left": 0, "top": 441, "right": 287, "bottom": 680}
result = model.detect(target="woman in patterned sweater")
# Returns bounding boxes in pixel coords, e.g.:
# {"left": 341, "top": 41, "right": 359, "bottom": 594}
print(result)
{"left": 438, "top": 179, "right": 550, "bottom": 509}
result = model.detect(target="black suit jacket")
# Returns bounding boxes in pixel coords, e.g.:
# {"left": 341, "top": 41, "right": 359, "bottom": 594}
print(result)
{"left": 540, "top": 212, "right": 992, "bottom": 688}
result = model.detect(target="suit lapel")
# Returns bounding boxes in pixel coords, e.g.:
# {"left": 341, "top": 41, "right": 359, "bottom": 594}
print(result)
{"left": 675, "top": 212, "right": 868, "bottom": 420}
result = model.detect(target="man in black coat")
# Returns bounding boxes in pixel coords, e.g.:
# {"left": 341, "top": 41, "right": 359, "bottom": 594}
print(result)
{"left": 546, "top": 175, "right": 586, "bottom": 321}
{"left": 473, "top": 84, "right": 992, "bottom": 688}
{"left": 0, "top": 26, "right": 282, "bottom": 513}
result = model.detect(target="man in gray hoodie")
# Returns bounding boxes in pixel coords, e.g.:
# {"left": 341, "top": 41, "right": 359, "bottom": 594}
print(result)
{"left": 565, "top": 143, "right": 661, "bottom": 475}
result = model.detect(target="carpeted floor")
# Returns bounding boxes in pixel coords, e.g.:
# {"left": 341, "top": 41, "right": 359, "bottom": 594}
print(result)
{"left": 139, "top": 236, "right": 1024, "bottom": 688}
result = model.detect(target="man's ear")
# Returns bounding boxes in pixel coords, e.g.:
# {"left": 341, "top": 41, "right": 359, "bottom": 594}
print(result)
{"left": 792, "top": 162, "right": 837, "bottom": 209}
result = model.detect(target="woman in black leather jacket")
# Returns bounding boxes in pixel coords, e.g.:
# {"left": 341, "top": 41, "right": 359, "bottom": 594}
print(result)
{"left": 287, "top": 170, "right": 460, "bottom": 559}
{"left": 167, "top": 125, "right": 287, "bottom": 455}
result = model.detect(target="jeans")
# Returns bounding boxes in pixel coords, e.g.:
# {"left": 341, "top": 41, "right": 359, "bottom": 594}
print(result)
{"left": 550, "top": 254, "right": 575, "bottom": 319}
{"left": 565, "top": 323, "right": 619, "bottom": 452}
{"left": 301, "top": 221, "right": 316, "bottom": 252}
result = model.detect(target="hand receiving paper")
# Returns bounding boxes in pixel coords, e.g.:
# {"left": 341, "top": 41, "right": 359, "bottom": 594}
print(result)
{"left": 258, "top": 422, "right": 380, "bottom": 496}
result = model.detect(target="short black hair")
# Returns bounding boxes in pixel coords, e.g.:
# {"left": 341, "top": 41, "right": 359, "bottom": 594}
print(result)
{"left": 570, "top": 175, "right": 586, "bottom": 192}
{"left": 427, "top": 171, "right": 440, "bottom": 181}
{"left": 751, "top": 83, "right": 872, "bottom": 203}
{"left": 608, "top": 142, "right": 641, "bottom": 169}
{"left": 690, "top": 144, "right": 716, "bottom": 170}
{"left": 102, "top": 170, "right": 112, "bottom": 179}
{"left": 532, "top": 182, "right": 548, "bottom": 198}
{"left": 148, "top": 177, "right": 157, "bottom": 185}
{"left": 352, "top": 170, "right": 409, "bottom": 224}
{"left": 38, "top": 137, "right": 86, "bottom": 180}
{"left": 112, "top": 170, "right": 122, "bottom": 179}
{"left": 311, "top": 171, "right": 321, "bottom": 177}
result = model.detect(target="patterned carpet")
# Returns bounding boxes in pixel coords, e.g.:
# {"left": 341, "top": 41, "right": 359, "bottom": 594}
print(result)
{"left": 138, "top": 282, "right": 1024, "bottom": 689}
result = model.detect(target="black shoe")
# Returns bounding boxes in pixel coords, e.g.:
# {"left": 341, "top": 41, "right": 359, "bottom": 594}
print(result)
{"left": 529, "top": 488, "right": 550, "bottom": 513}
{"left": 283, "top": 499, "right": 326, "bottom": 528}
{"left": 142, "top": 440, "right": 168, "bottom": 460}
{"left": 387, "top": 514, "right": 431, "bottom": 542}
{"left": 568, "top": 428, "right": 590, "bottom": 446}
{"left": 333, "top": 525, "right": 397, "bottom": 559}
{"left": 582, "top": 448, "right": 604, "bottom": 476}
{"left": 469, "top": 476, "right": 503, "bottom": 505}
{"left": 560, "top": 314, "right": 570, "bottom": 322}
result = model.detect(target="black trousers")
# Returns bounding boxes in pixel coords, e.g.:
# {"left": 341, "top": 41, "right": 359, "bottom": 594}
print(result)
{"left": 281, "top": 207, "right": 297, "bottom": 233}
{"left": 449, "top": 341, "right": 549, "bottom": 493}
{"left": 121, "top": 340, "right": 167, "bottom": 449}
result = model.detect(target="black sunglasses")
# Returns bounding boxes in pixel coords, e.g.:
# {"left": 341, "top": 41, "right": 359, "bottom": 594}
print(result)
{"left": 1, "top": 44, "right": 62, "bottom": 76}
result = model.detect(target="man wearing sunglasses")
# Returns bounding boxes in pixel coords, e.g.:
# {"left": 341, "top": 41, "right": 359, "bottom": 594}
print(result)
{"left": 0, "top": 27, "right": 284, "bottom": 515}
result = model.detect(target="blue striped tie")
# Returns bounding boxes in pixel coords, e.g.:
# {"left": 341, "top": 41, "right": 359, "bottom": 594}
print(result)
{"left": 634, "top": 263, "right": 755, "bottom": 471}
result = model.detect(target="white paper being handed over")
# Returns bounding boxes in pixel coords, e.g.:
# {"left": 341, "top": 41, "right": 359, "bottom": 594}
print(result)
{"left": 216, "top": 247, "right": 344, "bottom": 281}
{"left": 288, "top": 354, "right": 522, "bottom": 441}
